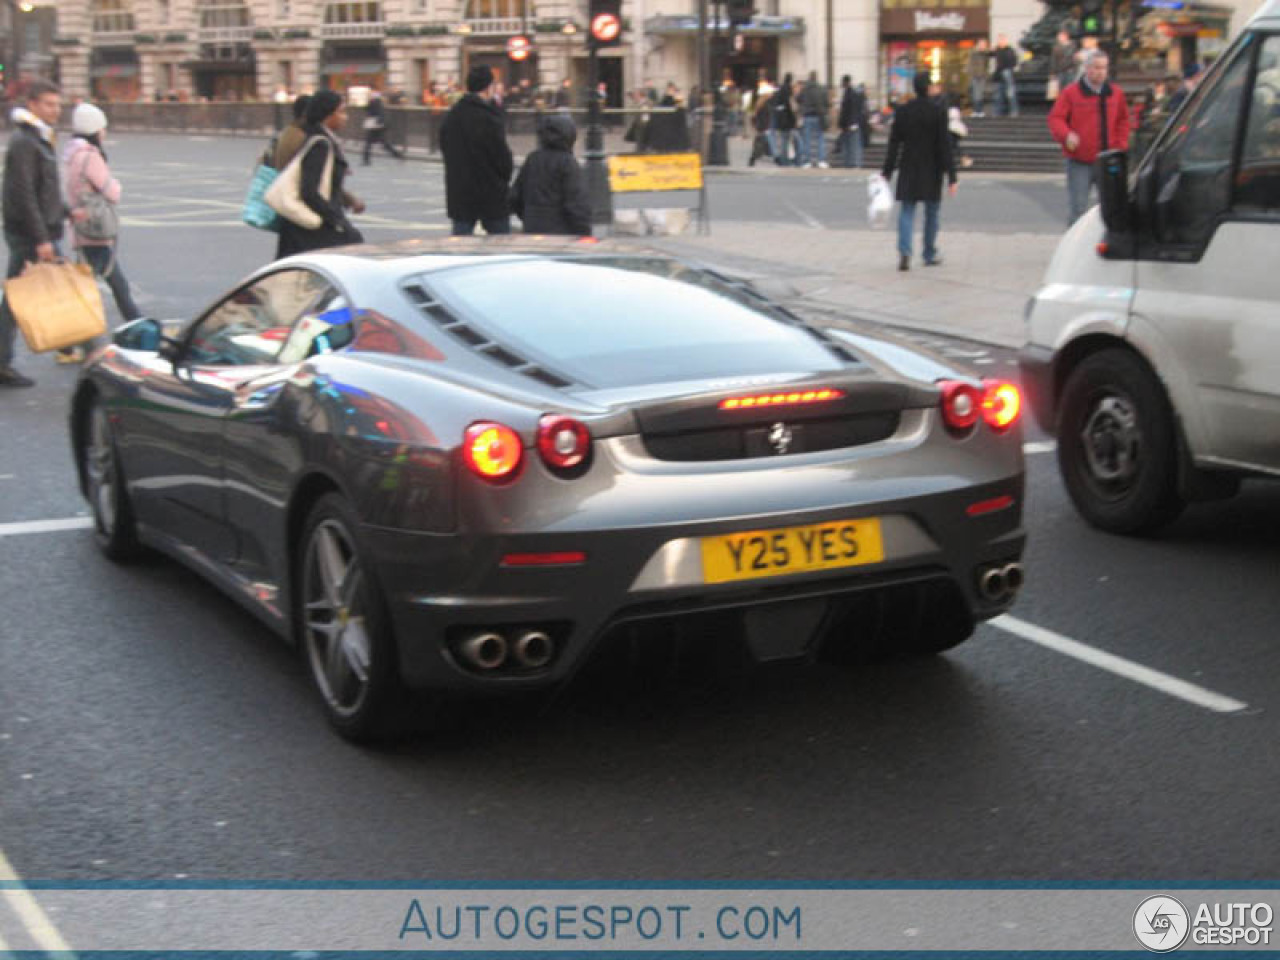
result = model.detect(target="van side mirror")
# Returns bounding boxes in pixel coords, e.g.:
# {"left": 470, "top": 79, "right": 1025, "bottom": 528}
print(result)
{"left": 1097, "top": 149, "right": 1132, "bottom": 233}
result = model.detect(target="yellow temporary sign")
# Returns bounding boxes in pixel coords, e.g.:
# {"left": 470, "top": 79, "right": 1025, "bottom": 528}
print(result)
{"left": 607, "top": 153, "right": 704, "bottom": 193}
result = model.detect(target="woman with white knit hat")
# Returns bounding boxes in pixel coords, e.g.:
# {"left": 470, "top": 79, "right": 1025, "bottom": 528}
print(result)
{"left": 61, "top": 102, "right": 141, "bottom": 361}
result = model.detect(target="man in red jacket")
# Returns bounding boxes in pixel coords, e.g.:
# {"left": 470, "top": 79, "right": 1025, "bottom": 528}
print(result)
{"left": 1048, "top": 50, "right": 1130, "bottom": 224}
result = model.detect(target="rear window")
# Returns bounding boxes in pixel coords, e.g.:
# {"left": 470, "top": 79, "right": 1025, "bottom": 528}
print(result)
{"left": 421, "top": 258, "right": 845, "bottom": 387}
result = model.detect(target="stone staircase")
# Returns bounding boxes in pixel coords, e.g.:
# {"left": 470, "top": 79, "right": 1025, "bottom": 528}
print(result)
{"left": 861, "top": 115, "right": 1064, "bottom": 174}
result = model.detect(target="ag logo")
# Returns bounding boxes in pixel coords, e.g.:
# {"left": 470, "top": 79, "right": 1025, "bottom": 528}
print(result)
{"left": 1134, "top": 895, "right": 1190, "bottom": 952}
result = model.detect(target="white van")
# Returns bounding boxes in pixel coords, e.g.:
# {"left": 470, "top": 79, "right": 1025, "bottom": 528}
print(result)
{"left": 1021, "top": 0, "right": 1280, "bottom": 533}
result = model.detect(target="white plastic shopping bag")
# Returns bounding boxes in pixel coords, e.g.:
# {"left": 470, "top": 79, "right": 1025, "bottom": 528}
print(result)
{"left": 867, "top": 174, "right": 893, "bottom": 228}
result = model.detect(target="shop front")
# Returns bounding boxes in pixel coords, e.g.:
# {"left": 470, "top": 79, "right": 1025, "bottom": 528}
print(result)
{"left": 880, "top": 5, "right": 990, "bottom": 103}
{"left": 90, "top": 48, "right": 142, "bottom": 102}
{"left": 322, "top": 43, "right": 387, "bottom": 94}
{"left": 187, "top": 58, "right": 257, "bottom": 100}
{"left": 1135, "top": 1, "right": 1233, "bottom": 72}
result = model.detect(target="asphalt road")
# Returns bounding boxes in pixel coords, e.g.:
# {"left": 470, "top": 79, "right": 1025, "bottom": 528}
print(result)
{"left": 1, "top": 134, "right": 1278, "bottom": 887}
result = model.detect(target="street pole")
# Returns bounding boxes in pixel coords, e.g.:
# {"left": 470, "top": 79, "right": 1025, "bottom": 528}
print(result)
{"left": 585, "top": 41, "right": 613, "bottom": 226}
{"left": 708, "top": 0, "right": 729, "bottom": 166}
{"left": 697, "top": 0, "right": 709, "bottom": 161}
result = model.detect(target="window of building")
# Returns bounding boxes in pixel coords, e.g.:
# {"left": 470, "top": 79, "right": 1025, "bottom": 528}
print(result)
{"left": 92, "top": 0, "right": 137, "bottom": 34}
{"left": 278, "top": 0, "right": 291, "bottom": 17}
{"left": 156, "top": 0, "right": 169, "bottom": 25}
{"left": 464, "top": 0, "right": 526, "bottom": 18}
{"left": 198, "top": 0, "right": 250, "bottom": 29}
{"left": 325, "top": 2, "right": 383, "bottom": 23}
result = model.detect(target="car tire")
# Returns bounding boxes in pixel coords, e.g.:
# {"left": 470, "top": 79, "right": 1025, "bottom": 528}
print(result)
{"left": 297, "top": 493, "right": 406, "bottom": 742}
{"left": 1056, "top": 348, "right": 1184, "bottom": 534}
{"left": 83, "top": 400, "right": 144, "bottom": 563}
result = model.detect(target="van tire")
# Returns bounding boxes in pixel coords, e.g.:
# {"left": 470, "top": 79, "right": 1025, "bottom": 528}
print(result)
{"left": 1057, "top": 349, "right": 1184, "bottom": 534}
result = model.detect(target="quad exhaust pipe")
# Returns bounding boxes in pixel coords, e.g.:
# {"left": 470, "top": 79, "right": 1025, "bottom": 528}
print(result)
{"left": 457, "top": 628, "right": 557, "bottom": 672}
{"left": 978, "top": 562, "right": 1025, "bottom": 604}
{"left": 460, "top": 631, "right": 508, "bottom": 671}
{"left": 512, "top": 630, "right": 554, "bottom": 670}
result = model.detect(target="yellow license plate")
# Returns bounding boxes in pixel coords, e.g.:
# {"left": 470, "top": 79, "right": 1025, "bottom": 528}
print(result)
{"left": 701, "top": 518, "right": 885, "bottom": 585}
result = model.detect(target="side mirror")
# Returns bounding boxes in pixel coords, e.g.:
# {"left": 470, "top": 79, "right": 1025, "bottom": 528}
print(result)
{"left": 1096, "top": 149, "right": 1132, "bottom": 233}
{"left": 113, "top": 317, "right": 163, "bottom": 350}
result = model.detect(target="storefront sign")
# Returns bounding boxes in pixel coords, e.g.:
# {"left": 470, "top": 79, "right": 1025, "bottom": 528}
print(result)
{"left": 880, "top": 7, "right": 989, "bottom": 35}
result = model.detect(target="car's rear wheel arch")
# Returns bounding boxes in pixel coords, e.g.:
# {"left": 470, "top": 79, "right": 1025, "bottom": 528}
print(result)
{"left": 71, "top": 383, "right": 99, "bottom": 496}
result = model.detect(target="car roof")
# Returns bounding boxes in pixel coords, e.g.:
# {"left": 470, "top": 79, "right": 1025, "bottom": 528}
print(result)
{"left": 1252, "top": 0, "right": 1280, "bottom": 27}
{"left": 289, "top": 235, "right": 675, "bottom": 278}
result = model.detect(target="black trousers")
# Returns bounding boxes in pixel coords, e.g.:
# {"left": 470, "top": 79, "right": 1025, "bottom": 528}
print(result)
{"left": 362, "top": 126, "right": 402, "bottom": 164}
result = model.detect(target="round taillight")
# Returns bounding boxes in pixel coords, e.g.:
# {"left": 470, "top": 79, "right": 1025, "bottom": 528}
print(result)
{"left": 937, "top": 380, "right": 981, "bottom": 432}
{"left": 537, "top": 414, "right": 591, "bottom": 470}
{"left": 463, "top": 422, "right": 523, "bottom": 481}
{"left": 982, "top": 380, "right": 1022, "bottom": 431}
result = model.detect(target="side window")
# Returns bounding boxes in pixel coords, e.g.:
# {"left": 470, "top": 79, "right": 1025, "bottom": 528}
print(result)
{"left": 1153, "top": 38, "right": 1253, "bottom": 246}
{"left": 1234, "top": 35, "right": 1280, "bottom": 213}
{"left": 187, "top": 269, "right": 329, "bottom": 366}
{"left": 277, "top": 287, "right": 357, "bottom": 364}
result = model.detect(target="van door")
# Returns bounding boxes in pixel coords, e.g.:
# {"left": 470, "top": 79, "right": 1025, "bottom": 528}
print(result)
{"left": 1132, "top": 32, "right": 1280, "bottom": 475}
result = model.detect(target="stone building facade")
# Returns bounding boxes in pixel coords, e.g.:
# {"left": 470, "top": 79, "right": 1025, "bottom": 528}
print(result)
{"left": 49, "top": 0, "right": 1255, "bottom": 108}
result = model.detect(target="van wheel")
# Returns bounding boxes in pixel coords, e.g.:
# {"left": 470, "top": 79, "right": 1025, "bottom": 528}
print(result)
{"left": 1056, "top": 349, "right": 1184, "bottom": 534}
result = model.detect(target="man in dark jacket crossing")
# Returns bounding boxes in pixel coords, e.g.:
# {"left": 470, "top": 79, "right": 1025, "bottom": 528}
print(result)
{"left": 510, "top": 114, "right": 591, "bottom": 237}
{"left": 440, "top": 65, "right": 514, "bottom": 235}
{"left": 881, "top": 72, "right": 957, "bottom": 271}
{"left": 1, "top": 80, "right": 68, "bottom": 388}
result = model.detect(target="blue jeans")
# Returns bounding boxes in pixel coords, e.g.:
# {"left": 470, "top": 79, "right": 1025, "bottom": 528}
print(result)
{"left": 802, "top": 115, "right": 827, "bottom": 165}
{"left": 768, "top": 128, "right": 790, "bottom": 165}
{"left": 1066, "top": 158, "right": 1098, "bottom": 225}
{"left": 81, "top": 244, "right": 142, "bottom": 323}
{"left": 452, "top": 216, "right": 511, "bottom": 236}
{"left": 838, "top": 128, "right": 864, "bottom": 168}
{"left": 998, "top": 69, "right": 1019, "bottom": 117}
{"left": 970, "top": 77, "right": 987, "bottom": 113}
{"left": 897, "top": 201, "right": 941, "bottom": 261}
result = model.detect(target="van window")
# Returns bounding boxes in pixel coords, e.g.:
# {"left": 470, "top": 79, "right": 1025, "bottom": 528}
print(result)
{"left": 1152, "top": 38, "right": 1253, "bottom": 245}
{"left": 1234, "top": 35, "right": 1280, "bottom": 213}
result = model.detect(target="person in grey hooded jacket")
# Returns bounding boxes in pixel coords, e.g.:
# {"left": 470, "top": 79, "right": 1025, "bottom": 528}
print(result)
{"left": 509, "top": 113, "right": 591, "bottom": 237}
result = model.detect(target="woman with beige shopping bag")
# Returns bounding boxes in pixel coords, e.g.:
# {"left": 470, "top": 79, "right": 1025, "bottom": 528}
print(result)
{"left": 270, "top": 90, "right": 365, "bottom": 260}
{"left": 60, "top": 102, "right": 143, "bottom": 363}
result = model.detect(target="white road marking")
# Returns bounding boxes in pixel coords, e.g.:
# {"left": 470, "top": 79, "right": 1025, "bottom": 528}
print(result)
{"left": 0, "top": 847, "right": 75, "bottom": 954}
{"left": 991, "top": 614, "right": 1250, "bottom": 714}
{"left": 1023, "top": 441, "right": 1056, "bottom": 454}
{"left": 785, "top": 201, "right": 826, "bottom": 230}
{"left": 0, "top": 517, "right": 94, "bottom": 538}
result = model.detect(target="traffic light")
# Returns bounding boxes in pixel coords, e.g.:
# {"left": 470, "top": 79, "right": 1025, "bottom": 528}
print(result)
{"left": 727, "top": 0, "right": 755, "bottom": 27}
{"left": 588, "top": 0, "right": 623, "bottom": 48}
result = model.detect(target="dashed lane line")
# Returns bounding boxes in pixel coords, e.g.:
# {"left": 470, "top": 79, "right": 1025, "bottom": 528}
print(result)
{"left": 1023, "top": 441, "right": 1056, "bottom": 454}
{"left": 0, "top": 517, "right": 93, "bottom": 538}
{"left": 0, "top": 847, "right": 75, "bottom": 955}
{"left": 784, "top": 201, "right": 826, "bottom": 230}
{"left": 991, "top": 614, "right": 1250, "bottom": 714}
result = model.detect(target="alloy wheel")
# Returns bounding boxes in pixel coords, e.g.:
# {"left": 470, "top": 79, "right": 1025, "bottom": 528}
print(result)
{"left": 301, "top": 519, "right": 373, "bottom": 719}
{"left": 86, "top": 406, "right": 118, "bottom": 535}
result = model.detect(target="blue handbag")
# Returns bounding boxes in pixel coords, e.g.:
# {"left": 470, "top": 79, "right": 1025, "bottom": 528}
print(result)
{"left": 242, "top": 162, "right": 280, "bottom": 232}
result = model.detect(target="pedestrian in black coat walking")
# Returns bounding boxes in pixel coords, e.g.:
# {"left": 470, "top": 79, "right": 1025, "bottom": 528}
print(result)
{"left": 440, "top": 64, "right": 514, "bottom": 235}
{"left": 881, "top": 73, "right": 957, "bottom": 270}
{"left": 510, "top": 114, "right": 591, "bottom": 236}
{"left": 361, "top": 90, "right": 404, "bottom": 165}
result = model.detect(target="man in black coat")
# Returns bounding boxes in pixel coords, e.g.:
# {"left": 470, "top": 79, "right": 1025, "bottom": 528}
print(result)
{"left": 440, "top": 65, "right": 514, "bottom": 235}
{"left": 837, "top": 75, "right": 868, "bottom": 168}
{"left": 881, "top": 72, "right": 957, "bottom": 271}
{"left": 1, "top": 80, "right": 67, "bottom": 387}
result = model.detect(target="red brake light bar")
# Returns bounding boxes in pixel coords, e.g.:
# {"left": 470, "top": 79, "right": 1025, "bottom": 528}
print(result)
{"left": 719, "top": 388, "right": 845, "bottom": 411}
{"left": 500, "top": 551, "right": 587, "bottom": 567}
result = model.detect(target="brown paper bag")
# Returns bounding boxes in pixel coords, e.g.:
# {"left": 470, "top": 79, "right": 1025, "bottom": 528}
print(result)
{"left": 5, "top": 261, "right": 106, "bottom": 353}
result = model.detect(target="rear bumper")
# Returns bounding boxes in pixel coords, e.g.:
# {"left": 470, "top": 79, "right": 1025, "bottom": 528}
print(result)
{"left": 365, "top": 476, "right": 1026, "bottom": 692}
{"left": 1017, "top": 343, "right": 1057, "bottom": 435}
